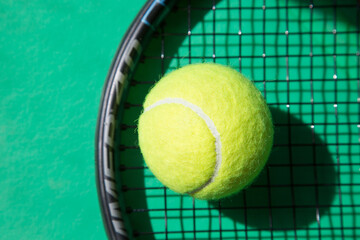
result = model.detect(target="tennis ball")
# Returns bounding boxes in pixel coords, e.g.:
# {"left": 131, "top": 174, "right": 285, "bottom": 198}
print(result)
{"left": 138, "top": 63, "right": 273, "bottom": 200}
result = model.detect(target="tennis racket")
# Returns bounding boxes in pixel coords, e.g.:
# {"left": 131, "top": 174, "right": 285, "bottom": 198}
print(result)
{"left": 96, "top": 0, "right": 360, "bottom": 239}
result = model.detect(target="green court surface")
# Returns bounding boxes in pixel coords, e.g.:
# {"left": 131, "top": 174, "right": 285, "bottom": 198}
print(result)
{"left": 1, "top": 0, "right": 359, "bottom": 239}
{"left": 0, "top": 0, "right": 145, "bottom": 239}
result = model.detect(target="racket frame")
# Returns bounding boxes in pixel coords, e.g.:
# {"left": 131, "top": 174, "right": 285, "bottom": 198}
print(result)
{"left": 95, "top": 0, "right": 176, "bottom": 239}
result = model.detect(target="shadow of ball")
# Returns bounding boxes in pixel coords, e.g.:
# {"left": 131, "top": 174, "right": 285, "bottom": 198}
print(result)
{"left": 212, "top": 107, "right": 336, "bottom": 230}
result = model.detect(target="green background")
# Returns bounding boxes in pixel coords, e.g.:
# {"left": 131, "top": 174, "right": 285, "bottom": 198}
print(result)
{"left": 0, "top": 0, "right": 145, "bottom": 239}
{"left": 1, "top": 0, "right": 359, "bottom": 239}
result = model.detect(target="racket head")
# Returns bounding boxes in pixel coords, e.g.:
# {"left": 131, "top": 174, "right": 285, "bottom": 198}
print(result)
{"left": 97, "top": 0, "right": 360, "bottom": 239}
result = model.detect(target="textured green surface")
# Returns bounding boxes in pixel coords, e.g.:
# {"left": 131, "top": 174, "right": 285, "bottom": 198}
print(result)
{"left": 0, "top": 0, "right": 145, "bottom": 239}
{"left": 117, "top": 0, "right": 360, "bottom": 239}
{"left": 2, "top": 0, "right": 358, "bottom": 239}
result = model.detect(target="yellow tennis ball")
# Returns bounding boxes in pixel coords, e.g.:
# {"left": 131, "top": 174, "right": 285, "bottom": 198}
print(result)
{"left": 138, "top": 63, "right": 274, "bottom": 200}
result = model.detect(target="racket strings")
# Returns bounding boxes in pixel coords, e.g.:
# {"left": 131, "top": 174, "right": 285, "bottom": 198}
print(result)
{"left": 116, "top": 0, "right": 360, "bottom": 239}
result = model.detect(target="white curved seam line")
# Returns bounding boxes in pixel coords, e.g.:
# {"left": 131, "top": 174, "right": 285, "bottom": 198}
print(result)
{"left": 144, "top": 97, "right": 222, "bottom": 194}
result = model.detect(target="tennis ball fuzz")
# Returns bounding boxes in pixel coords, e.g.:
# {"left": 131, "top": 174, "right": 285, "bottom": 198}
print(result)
{"left": 138, "top": 63, "right": 273, "bottom": 200}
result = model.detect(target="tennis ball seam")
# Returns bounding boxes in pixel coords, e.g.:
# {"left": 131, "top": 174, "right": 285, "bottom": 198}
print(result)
{"left": 144, "top": 97, "right": 222, "bottom": 194}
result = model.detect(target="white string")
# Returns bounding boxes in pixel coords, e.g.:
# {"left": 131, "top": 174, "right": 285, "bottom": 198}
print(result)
{"left": 144, "top": 97, "right": 222, "bottom": 194}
